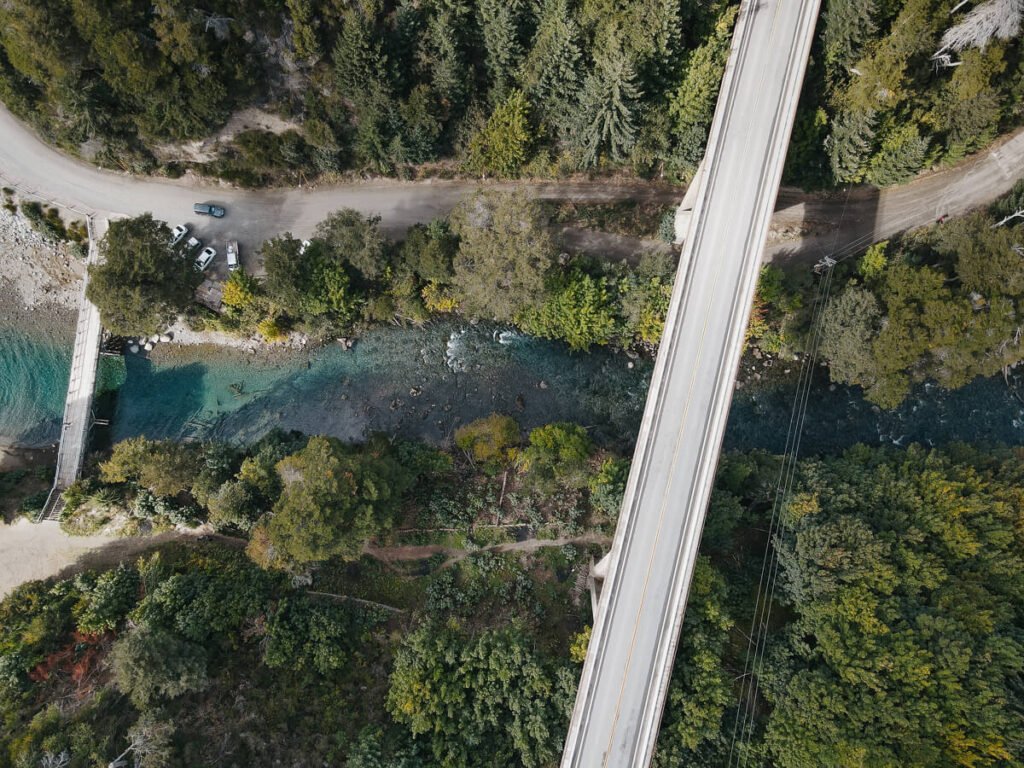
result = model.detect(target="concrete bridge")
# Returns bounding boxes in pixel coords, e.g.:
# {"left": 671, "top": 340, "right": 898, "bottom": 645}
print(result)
{"left": 561, "top": 0, "right": 822, "bottom": 765}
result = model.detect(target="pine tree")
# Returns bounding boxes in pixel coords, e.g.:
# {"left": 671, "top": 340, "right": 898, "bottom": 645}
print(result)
{"left": 573, "top": 49, "right": 642, "bottom": 168}
{"left": 332, "top": 10, "right": 390, "bottom": 106}
{"left": 478, "top": 0, "right": 525, "bottom": 105}
{"left": 821, "top": 0, "right": 877, "bottom": 85}
{"left": 667, "top": 5, "right": 738, "bottom": 170}
{"left": 423, "top": 0, "right": 473, "bottom": 113}
{"left": 632, "top": 0, "right": 684, "bottom": 94}
{"left": 864, "top": 123, "right": 930, "bottom": 186}
{"left": 521, "top": 0, "right": 583, "bottom": 132}
{"left": 825, "top": 108, "right": 876, "bottom": 184}
{"left": 286, "top": 0, "right": 322, "bottom": 61}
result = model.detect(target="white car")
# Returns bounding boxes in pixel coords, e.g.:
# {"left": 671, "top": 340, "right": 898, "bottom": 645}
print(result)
{"left": 194, "top": 246, "right": 217, "bottom": 271}
{"left": 184, "top": 235, "right": 202, "bottom": 253}
{"left": 299, "top": 239, "right": 312, "bottom": 255}
{"left": 170, "top": 224, "right": 188, "bottom": 246}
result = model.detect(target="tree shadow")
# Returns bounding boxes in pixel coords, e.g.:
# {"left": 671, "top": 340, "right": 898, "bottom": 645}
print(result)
{"left": 109, "top": 358, "right": 210, "bottom": 443}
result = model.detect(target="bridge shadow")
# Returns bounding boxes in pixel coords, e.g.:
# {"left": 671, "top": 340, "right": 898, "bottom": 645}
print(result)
{"left": 767, "top": 184, "right": 882, "bottom": 268}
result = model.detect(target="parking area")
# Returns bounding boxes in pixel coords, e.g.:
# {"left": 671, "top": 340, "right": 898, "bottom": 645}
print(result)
{"left": 170, "top": 201, "right": 251, "bottom": 284}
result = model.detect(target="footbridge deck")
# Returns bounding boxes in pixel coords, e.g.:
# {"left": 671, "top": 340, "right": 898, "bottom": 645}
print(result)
{"left": 37, "top": 218, "right": 105, "bottom": 522}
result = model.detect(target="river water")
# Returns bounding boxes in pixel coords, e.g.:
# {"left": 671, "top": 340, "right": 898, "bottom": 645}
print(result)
{"left": 4, "top": 319, "right": 1024, "bottom": 455}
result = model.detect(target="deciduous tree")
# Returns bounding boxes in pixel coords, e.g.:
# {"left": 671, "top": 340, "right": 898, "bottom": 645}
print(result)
{"left": 87, "top": 214, "right": 201, "bottom": 335}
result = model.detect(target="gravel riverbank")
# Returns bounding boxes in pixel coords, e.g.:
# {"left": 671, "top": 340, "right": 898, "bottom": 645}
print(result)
{"left": 0, "top": 207, "right": 82, "bottom": 338}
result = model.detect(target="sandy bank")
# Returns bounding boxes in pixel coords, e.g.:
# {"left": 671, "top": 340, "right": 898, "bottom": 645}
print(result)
{"left": 0, "top": 518, "right": 190, "bottom": 597}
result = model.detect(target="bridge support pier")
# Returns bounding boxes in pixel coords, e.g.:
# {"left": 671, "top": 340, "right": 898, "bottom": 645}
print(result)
{"left": 588, "top": 551, "right": 613, "bottom": 619}
{"left": 674, "top": 160, "right": 707, "bottom": 245}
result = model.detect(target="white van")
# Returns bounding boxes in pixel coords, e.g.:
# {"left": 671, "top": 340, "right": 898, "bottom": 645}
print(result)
{"left": 226, "top": 241, "right": 239, "bottom": 271}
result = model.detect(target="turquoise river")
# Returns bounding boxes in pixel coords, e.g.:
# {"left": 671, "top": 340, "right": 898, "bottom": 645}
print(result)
{"left": 4, "top": 320, "right": 1024, "bottom": 455}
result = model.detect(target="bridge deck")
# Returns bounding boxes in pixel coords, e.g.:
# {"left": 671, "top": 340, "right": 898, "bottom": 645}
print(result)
{"left": 561, "top": 1, "right": 822, "bottom": 765}
{"left": 38, "top": 218, "right": 104, "bottom": 521}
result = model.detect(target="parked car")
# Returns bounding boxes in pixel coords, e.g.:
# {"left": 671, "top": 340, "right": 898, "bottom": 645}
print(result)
{"left": 299, "top": 239, "right": 312, "bottom": 255}
{"left": 226, "top": 241, "right": 239, "bottom": 271}
{"left": 193, "top": 202, "right": 226, "bottom": 218}
{"left": 184, "top": 235, "right": 202, "bottom": 253}
{"left": 194, "top": 246, "right": 217, "bottom": 271}
{"left": 170, "top": 224, "right": 188, "bottom": 246}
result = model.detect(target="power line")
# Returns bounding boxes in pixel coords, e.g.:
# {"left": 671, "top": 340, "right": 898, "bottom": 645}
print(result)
{"left": 727, "top": 186, "right": 852, "bottom": 765}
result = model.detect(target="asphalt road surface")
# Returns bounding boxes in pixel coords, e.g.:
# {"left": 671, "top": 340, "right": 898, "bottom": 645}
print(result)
{"left": 560, "top": 0, "right": 821, "bottom": 765}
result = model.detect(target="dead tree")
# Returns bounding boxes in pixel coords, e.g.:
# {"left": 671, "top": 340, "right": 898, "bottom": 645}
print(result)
{"left": 933, "top": 0, "right": 1024, "bottom": 63}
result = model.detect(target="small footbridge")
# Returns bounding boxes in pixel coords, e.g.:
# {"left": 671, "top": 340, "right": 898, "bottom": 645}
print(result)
{"left": 36, "top": 218, "right": 106, "bottom": 522}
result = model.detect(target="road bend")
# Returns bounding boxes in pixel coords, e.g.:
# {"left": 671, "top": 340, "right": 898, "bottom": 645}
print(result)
{"left": 560, "top": 1, "right": 821, "bottom": 766}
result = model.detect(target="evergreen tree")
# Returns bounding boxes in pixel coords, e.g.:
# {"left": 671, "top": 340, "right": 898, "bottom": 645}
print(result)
{"left": 667, "top": 6, "right": 737, "bottom": 171}
{"left": 388, "top": 621, "right": 576, "bottom": 768}
{"left": 286, "top": 0, "right": 322, "bottom": 60}
{"left": 333, "top": 9, "right": 391, "bottom": 105}
{"left": 933, "top": 44, "right": 1006, "bottom": 159}
{"left": 864, "top": 123, "right": 930, "bottom": 186}
{"left": 573, "top": 47, "right": 642, "bottom": 167}
{"left": 825, "top": 108, "right": 876, "bottom": 183}
{"left": 86, "top": 214, "right": 201, "bottom": 335}
{"left": 264, "top": 436, "right": 415, "bottom": 564}
{"left": 521, "top": 0, "right": 583, "bottom": 132}
{"left": 821, "top": 0, "right": 877, "bottom": 85}
{"left": 465, "top": 89, "right": 534, "bottom": 176}
{"left": 422, "top": 0, "right": 473, "bottom": 114}
{"left": 478, "top": 0, "right": 525, "bottom": 105}
{"left": 449, "top": 190, "right": 554, "bottom": 322}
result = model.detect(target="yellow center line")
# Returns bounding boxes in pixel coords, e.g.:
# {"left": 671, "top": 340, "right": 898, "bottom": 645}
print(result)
{"left": 597, "top": 1, "right": 785, "bottom": 763}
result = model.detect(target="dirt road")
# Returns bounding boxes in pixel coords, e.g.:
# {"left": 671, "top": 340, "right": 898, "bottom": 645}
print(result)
{"left": 767, "top": 128, "right": 1024, "bottom": 264}
{"left": 2, "top": 104, "right": 1021, "bottom": 267}
{"left": 0, "top": 105, "right": 679, "bottom": 255}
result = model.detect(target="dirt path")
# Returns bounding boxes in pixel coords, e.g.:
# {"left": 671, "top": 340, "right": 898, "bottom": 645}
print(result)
{"left": 365, "top": 532, "right": 611, "bottom": 570}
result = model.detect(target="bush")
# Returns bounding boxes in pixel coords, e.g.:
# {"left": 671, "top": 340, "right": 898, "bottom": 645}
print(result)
{"left": 658, "top": 210, "right": 677, "bottom": 242}
{"left": 76, "top": 564, "right": 140, "bottom": 634}
{"left": 455, "top": 414, "right": 520, "bottom": 465}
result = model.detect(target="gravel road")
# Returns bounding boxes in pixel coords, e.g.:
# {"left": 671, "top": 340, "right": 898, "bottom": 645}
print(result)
{"left": 0, "top": 105, "right": 681, "bottom": 274}
{"left": 2, "top": 104, "right": 1021, "bottom": 273}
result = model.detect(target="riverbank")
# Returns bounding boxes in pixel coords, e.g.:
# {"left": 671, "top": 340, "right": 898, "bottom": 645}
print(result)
{"left": 0, "top": 207, "right": 81, "bottom": 338}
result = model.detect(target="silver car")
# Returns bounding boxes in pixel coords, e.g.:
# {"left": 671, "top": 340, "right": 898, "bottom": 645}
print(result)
{"left": 170, "top": 224, "right": 188, "bottom": 246}
{"left": 194, "top": 246, "right": 217, "bottom": 271}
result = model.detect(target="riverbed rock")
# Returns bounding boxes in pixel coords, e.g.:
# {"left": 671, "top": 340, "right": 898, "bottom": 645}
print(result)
{"left": 538, "top": 380, "right": 548, "bottom": 389}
